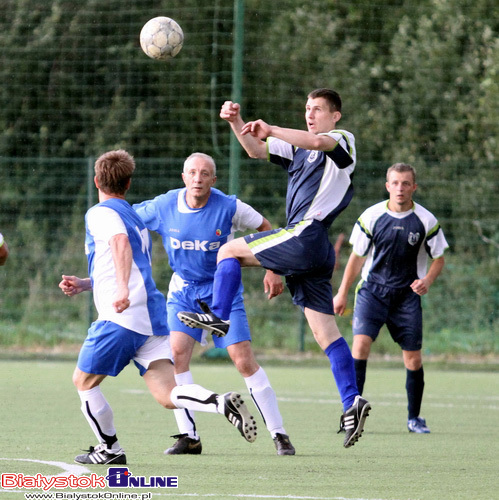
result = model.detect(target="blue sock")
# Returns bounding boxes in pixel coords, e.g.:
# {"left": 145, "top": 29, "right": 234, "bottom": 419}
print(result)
{"left": 325, "top": 337, "right": 359, "bottom": 411}
{"left": 211, "top": 258, "right": 241, "bottom": 320}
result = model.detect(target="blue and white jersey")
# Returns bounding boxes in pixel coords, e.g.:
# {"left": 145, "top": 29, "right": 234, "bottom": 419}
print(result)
{"left": 350, "top": 201, "right": 449, "bottom": 288}
{"left": 133, "top": 187, "right": 263, "bottom": 284}
{"left": 85, "top": 198, "right": 168, "bottom": 336}
{"left": 267, "top": 129, "right": 356, "bottom": 229}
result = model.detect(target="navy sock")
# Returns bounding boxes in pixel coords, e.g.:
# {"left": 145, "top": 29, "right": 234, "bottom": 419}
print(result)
{"left": 354, "top": 358, "right": 367, "bottom": 396}
{"left": 325, "top": 337, "right": 359, "bottom": 411}
{"left": 406, "top": 366, "right": 425, "bottom": 419}
{"left": 211, "top": 258, "right": 241, "bottom": 320}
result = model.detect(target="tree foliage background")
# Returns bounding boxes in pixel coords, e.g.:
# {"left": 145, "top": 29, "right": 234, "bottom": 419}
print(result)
{"left": 0, "top": 0, "right": 497, "bottom": 354}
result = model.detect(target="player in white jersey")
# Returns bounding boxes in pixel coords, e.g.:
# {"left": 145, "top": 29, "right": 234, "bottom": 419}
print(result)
{"left": 59, "top": 150, "right": 258, "bottom": 465}
{"left": 178, "top": 89, "right": 371, "bottom": 449}
{"left": 134, "top": 152, "right": 295, "bottom": 455}
{"left": 334, "top": 163, "right": 448, "bottom": 434}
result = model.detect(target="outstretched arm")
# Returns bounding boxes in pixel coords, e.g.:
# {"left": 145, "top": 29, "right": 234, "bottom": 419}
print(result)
{"left": 333, "top": 252, "right": 366, "bottom": 316}
{"left": 220, "top": 101, "right": 267, "bottom": 159}
{"left": 242, "top": 121, "right": 338, "bottom": 151}
{"left": 59, "top": 275, "right": 92, "bottom": 296}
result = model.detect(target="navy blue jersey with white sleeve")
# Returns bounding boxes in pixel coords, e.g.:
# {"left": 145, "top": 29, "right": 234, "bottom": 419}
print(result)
{"left": 267, "top": 129, "right": 356, "bottom": 228}
{"left": 350, "top": 201, "right": 449, "bottom": 288}
{"left": 133, "top": 187, "right": 263, "bottom": 283}
{"left": 85, "top": 198, "right": 168, "bottom": 336}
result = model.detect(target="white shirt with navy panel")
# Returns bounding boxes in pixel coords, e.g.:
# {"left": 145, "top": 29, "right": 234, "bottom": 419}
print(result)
{"left": 350, "top": 201, "right": 449, "bottom": 288}
{"left": 267, "top": 129, "right": 356, "bottom": 229}
{"left": 133, "top": 187, "right": 263, "bottom": 289}
{"left": 85, "top": 198, "right": 169, "bottom": 336}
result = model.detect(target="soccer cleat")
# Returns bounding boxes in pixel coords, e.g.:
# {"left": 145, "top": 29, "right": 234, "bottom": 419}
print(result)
{"left": 337, "top": 414, "right": 346, "bottom": 433}
{"left": 408, "top": 416, "right": 431, "bottom": 434}
{"left": 222, "top": 392, "right": 257, "bottom": 443}
{"left": 177, "top": 302, "right": 230, "bottom": 338}
{"left": 74, "top": 443, "right": 126, "bottom": 465}
{"left": 342, "top": 395, "right": 371, "bottom": 448}
{"left": 273, "top": 433, "right": 296, "bottom": 455}
{"left": 164, "top": 434, "right": 202, "bottom": 455}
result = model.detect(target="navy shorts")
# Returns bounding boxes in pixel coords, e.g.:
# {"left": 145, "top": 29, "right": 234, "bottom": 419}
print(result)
{"left": 353, "top": 281, "right": 423, "bottom": 351}
{"left": 244, "top": 220, "right": 336, "bottom": 314}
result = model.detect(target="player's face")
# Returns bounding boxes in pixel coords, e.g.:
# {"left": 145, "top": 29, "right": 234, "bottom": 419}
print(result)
{"left": 305, "top": 97, "right": 341, "bottom": 134}
{"left": 182, "top": 158, "right": 216, "bottom": 207}
{"left": 386, "top": 171, "right": 417, "bottom": 212}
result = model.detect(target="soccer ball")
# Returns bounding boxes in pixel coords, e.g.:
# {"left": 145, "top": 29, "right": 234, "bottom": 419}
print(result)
{"left": 139, "top": 17, "right": 184, "bottom": 61}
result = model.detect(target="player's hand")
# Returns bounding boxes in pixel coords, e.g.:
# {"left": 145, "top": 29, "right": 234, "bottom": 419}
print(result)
{"left": 410, "top": 278, "right": 429, "bottom": 296}
{"left": 333, "top": 292, "right": 347, "bottom": 316}
{"left": 220, "top": 101, "right": 241, "bottom": 122}
{"left": 113, "top": 285, "right": 130, "bottom": 313}
{"left": 241, "top": 119, "right": 272, "bottom": 140}
{"left": 263, "top": 270, "right": 284, "bottom": 300}
{"left": 59, "top": 275, "right": 90, "bottom": 296}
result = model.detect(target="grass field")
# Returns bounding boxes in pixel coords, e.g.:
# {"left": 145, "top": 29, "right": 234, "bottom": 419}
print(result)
{"left": 1, "top": 359, "right": 498, "bottom": 500}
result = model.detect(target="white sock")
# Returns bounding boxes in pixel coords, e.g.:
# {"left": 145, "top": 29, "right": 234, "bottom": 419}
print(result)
{"left": 171, "top": 384, "right": 223, "bottom": 414}
{"left": 78, "top": 386, "right": 121, "bottom": 451}
{"left": 245, "top": 367, "right": 286, "bottom": 437}
{"left": 173, "top": 371, "right": 198, "bottom": 440}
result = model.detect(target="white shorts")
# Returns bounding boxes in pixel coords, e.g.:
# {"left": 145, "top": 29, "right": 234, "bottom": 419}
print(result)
{"left": 133, "top": 335, "right": 174, "bottom": 374}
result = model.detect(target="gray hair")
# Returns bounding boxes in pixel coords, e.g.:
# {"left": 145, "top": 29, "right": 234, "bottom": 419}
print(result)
{"left": 183, "top": 152, "right": 216, "bottom": 176}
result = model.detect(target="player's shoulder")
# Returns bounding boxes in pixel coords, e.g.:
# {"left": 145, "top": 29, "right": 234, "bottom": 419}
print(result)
{"left": 87, "top": 200, "right": 122, "bottom": 217}
{"left": 412, "top": 202, "right": 439, "bottom": 226}
{"left": 160, "top": 188, "right": 183, "bottom": 202}
{"left": 209, "top": 188, "right": 237, "bottom": 207}
{"left": 210, "top": 187, "right": 234, "bottom": 199}
{"left": 328, "top": 128, "right": 355, "bottom": 141}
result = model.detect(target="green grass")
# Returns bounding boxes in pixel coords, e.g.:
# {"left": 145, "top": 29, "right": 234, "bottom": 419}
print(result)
{"left": 1, "top": 360, "right": 498, "bottom": 500}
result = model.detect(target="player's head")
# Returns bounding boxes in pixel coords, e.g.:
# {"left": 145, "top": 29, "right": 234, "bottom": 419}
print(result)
{"left": 386, "top": 162, "right": 416, "bottom": 183}
{"left": 385, "top": 163, "right": 417, "bottom": 212}
{"left": 308, "top": 88, "right": 342, "bottom": 113}
{"left": 182, "top": 152, "right": 217, "bottom": 207}
{"left": 306, "top": 88, "right": 342, "bottom": 134}
{"left": 183, "top": 152, "right": 216, "bottom": 176}
{"left": 94, "top": 149, "right": 135, "bottom": 196}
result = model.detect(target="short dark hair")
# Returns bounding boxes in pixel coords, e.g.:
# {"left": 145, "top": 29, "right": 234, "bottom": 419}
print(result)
{"left": 308, "top": 88, "right": 342, "bottom": 112}
{"left": 386, "top": 162, "right": 416, "bottom": 183}
{"left": 94, "top": 149, "right": 135, "bottom": 195}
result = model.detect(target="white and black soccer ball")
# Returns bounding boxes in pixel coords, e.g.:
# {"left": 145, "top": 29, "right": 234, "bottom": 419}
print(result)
{"left": 139, "top": 17, "right": 184, "bottom": 61}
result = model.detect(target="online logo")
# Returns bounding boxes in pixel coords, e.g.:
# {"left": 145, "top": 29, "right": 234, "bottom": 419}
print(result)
{"left": 106, "top": 468, "right": 178, "bottom": 488}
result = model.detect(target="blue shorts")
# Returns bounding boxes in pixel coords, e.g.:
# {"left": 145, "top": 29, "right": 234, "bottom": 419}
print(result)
{"left": 77, "top": 320, "right": 172, "bottom": 377}
{"left": 167, "top": 281, "right": 251, "bottom": 349}
{"left": 353, "top": 281, "right": 423, "bottom": 351}
{"left": 244, "top": 220, "right": 336, "bottom": 314}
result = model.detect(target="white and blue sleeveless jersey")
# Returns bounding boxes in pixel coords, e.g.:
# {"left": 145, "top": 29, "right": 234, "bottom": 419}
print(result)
{"left": 85, "top": 198, "right": 168, "bottom": 336}
{"left": 267, "top": 129, "right": 356, "bottom": 228}
{"left": 133, "top": 187, "right": 263, "bottom": 283}
{"left": 350, "top": 201, "right": 449, "bottom": 288}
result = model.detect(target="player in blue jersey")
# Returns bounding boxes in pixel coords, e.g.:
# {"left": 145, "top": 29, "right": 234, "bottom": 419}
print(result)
{"left": 334, "top": 163, "right": 448, "bottom": 434}
{"left": 178, "top": 89, "right": 371, "bottom": 449}
{"left": 134, "top": 152, "right": 295, "bottom": 455}
{"left": 59, "top": 150, "right": 257, "bottom": 465}
{"left": 0, "top": 232, "right": 9, "bottom": 265}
